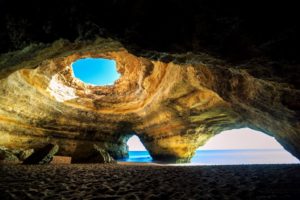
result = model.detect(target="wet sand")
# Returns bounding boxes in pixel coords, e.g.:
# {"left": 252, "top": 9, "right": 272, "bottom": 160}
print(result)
{"left": 1, "top": 163, "right": 300, "bottom": 200}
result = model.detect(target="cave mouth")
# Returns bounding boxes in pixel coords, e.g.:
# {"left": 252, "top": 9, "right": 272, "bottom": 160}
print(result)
{"left": 122, "top": 135, "right": 152, "bottom": 163}
{"left": 192, "top": 128, "right": 300, "bottom": 165}
{"left": 71, "top": 58, "right": 120, "bottom": 86}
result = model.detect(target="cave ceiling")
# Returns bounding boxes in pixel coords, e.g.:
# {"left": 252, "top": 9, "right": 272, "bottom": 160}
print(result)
{"left": 0, "top": 0, "right": 299, "bottom": 162}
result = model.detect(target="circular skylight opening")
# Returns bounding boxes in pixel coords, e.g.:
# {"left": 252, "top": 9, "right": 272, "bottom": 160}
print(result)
{"left": 72, "top": 58, "right": 120, "bottom": 86}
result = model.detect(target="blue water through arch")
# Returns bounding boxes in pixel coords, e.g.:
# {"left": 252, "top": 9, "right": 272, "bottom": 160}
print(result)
{"left": 121, "top": 135, "right": 152, "bottom": 163}
{"left": 191, "top": 128, "right": 300, "bottom": 165}
{"left": 72, "top": 58, "right": 120, "bottom": 86}
{"left": 120, "top": 129, "right": 299, "bottom": 165}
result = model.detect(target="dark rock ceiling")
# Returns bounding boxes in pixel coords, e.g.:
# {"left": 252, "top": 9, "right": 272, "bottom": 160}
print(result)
{"left": 1, "top": 0, "right": 299, "bottom": 63}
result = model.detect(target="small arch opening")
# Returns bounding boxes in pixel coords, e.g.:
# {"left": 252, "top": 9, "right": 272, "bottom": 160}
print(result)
{"left": 192, "top": 128, "right": 300, "bottom": 165}
{"left": 71, "top": 58, "right": 120, "bottom": 86}
{"left": 122, "top": 135, "right": 152, "bottom": 163}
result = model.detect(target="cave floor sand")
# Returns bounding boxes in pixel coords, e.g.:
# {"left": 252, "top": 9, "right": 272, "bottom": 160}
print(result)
{"left": 1, "top": 164, "right": 300, "bottom": 200}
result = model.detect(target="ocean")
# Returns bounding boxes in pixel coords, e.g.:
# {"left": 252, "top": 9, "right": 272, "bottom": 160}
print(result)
{"left": 119, "top": 149, "right": 300, "bottom": 165}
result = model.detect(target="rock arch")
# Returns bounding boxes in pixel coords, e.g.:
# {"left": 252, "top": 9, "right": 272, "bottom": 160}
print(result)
{"left": 0, "top": 38, "right": 299, "bottom": 163}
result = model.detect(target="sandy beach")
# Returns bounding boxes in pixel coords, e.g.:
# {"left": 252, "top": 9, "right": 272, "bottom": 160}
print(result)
{"left": 1, "top": 163, "right": 300, "bottom": 199}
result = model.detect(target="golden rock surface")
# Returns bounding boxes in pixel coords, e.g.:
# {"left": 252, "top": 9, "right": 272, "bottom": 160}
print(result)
{"left": 0, "top": 38, "right": 299, "bottom": 162}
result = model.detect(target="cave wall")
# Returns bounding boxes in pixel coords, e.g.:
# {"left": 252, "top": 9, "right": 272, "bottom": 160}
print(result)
{"left": 0, "top": 38, "right": 299, "bottom": 162}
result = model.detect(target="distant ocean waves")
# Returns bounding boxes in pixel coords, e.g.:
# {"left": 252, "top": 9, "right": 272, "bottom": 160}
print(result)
{"left": 119, "top": 149, "right": 300, "bottom": 165}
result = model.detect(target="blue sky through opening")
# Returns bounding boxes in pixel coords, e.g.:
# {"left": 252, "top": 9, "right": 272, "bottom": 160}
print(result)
{"left": 127, "top": 135, "right": 148, "bottom": 151}
{"left": 72, "top": 58, "right": 120, "bottom": 86}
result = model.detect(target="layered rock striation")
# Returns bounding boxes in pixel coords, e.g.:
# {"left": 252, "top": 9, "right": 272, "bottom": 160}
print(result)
{"left": 0, "top": 38, "right": 299, "bottom": 162}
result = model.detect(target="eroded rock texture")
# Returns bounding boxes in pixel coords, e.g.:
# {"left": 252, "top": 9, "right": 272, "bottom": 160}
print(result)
{"left": 23, "top": 144, "right": 59, "bottom": 165}
{"left": 0, "top": 38, "right": 299, "bottom": 162}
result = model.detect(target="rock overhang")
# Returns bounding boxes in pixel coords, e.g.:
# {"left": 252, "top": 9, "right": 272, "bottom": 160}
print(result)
{"left": 0, "top": 38, "right": 299, "bottom": 163}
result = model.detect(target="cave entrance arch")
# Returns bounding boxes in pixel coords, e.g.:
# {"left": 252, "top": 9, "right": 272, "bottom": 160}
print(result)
{"left": 123, "top": 135, "right": 152, "bottom": 162}
{"left": 71, "top": 58, "right": 120, "bottom": 86}
{"left": 193, "top": 128, "right": 300, "bottom": 165}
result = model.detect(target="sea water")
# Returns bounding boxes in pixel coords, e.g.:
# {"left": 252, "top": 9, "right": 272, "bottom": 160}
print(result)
{"left": 191, "top": 149, "right": 300, "bottom": 165}
{"left": 120, "top": 149, "right": 300, "bottom": 165}
{"left": 120, "top": 151, "right": 153, "bottom": 163}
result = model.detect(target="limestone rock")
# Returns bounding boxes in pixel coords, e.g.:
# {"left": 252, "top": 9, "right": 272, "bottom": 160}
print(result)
{"left": 18, "top": 149, "right": 34, "bottom": 161}
{"left": 0, "top": 38, "right": 299, "bottom": 163}
{"left": 73, "top": 145, "right": 116, "bottom": 164}
{"left": 0, "top": 147, "right": 20, "bottom": 163}
{"left": 92, "top": 145, "right": 116, "bottom": 164}
{"left": 23, "top": 144, "right": 59, "bottom": 164}
{"left": 0, "top": 146, "right": 34, "bottom": 163}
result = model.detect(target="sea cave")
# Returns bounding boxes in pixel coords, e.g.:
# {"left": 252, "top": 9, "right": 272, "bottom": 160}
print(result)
{"left": 0, "top": 0, "right": 300, "bottom": 199}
